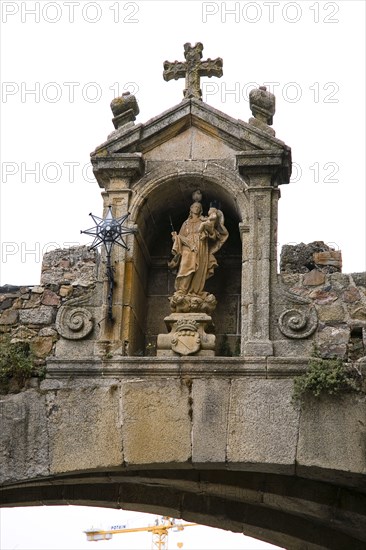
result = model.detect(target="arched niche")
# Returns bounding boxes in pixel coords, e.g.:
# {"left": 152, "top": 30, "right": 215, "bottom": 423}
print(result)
{"left": 128, "top": 172, "right": 246, "bottom": 356}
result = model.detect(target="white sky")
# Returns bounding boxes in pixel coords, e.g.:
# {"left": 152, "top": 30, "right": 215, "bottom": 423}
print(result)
{"left": 0, "top": 1, "right": 365, "bottom": 548}
{"left": 0, "top": 507, "right": 282, "bottom": 550}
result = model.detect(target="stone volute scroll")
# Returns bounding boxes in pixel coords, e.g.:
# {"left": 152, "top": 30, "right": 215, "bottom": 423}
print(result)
{"left": 157, "top": 191, "right": 229, "bottom": 357}
{"left": 278, "top": 290, "right": 318, "bottom": 339}
{"left": 55, "top": 296, "right": 94, "bottom": 340}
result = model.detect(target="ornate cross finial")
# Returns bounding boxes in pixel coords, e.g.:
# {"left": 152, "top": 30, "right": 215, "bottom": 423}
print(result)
{"left": 163, "top": 42, "right": 223, "bottom": 100}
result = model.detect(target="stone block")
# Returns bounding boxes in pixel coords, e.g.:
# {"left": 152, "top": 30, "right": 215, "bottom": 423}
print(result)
{"left": 316, "top": 324, "right": 349, "bottom": 359}
{"left": 145, "top": 127, "right": 234, "bottom": 162}
{"left": 121, "top": 379, "right": 191, "bottom": 464}
{"left": 148, "top": 267, "right": 169, "bottom": 295}
{"left": 0, "top": 298, "right": 15, "bottom": 311}
{"left": 272, "top": 339, "right": 314, "bottom": 358}
{"left": 41, "top": 246, "right": 98, "bottom": 287}
{"left": 38, "top": 327, "right": 58, "bottom": 337}
{"left": 297, "top": 393, "right": 366, "bottom": 475}
{"left": 42, "top": 289, "right": 60, "bottom": 306}
{"left": 309, "top": 289, "right": 338, "bottom": 305}
{"left": 350, "top": 272, "right": 366, "bottom": 287}
{"left": 313, "top": 250, "right": 342, "bottom": 269}
{"left": 350, "top": 306, "right": 366, "bottom": 322}
{"left": 31, "top": 286, "right": 44, "bottom": 294}
{"left": 212, "top": 295, "right": 239, "bottom": 334}
{"left": 59, "top": 285, "right": 73, "bottom": 298}
{"left": 30, "top": 336, "right": 54, "bottom": 358}
{"left": 192, "top": 378, "right": 230, "bottom": 463}
{"left": 227, "top": 379, "right": 300, "bottom": 468}
{"left": 55, "top": 338, "right": 95, "bottom": 358}
{"left": 317, "top": 344, "right": 347, "bottom": 359}
{"left": 146, "top": 295, "right": 171, "bottom": 335}
{"left": 341, "top": 287, "right": 361, "bottom": 303}
{"left": 21, "top": 294, "right": 42, "bottom": 309}
{"left": 0, "top": 390, "right": 49, "bottom": 484}
{"left": 0, "top": 285, "right": 20, "bottom": 294}
{"left": 317, "top": 304, "right": 346, "bottom": 324}
{"left": 244, "top": 340, "right": 274, "bottom": 356}
{"left": 280, "top": 241, "right": 335, "bottom": 274}
{"left": 0, "top": 309, "right": 18, "bottom": 325}
{"left": 11, "top": 326, "right": 37, "bottom": 340}
{"left": 19, "top": 306, "right": 55, "bottom": 325}
{"left": 280, "top": 273, "right": 301, "bottom": 286}
{"left": 48, "top": 384, "right": 122, "bottom": 474}
{"left": 328, "top": 272, "right": 350, "bottom": 290}
{"left": 206, "top": 263, "right": 241, "bottom": 295}
{"left": 303, "top": 270, "right": 325, "bottom": 287}
{"left": 316, "top": 325, "right": 350, "bottom": 346}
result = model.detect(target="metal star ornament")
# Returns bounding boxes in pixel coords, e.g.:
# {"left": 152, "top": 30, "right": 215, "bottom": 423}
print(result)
{"left": 81, "top": 206, "right": 136, "bottom": 254}
{"left": 81, "top": 206, "right": 137, "bottom": 322}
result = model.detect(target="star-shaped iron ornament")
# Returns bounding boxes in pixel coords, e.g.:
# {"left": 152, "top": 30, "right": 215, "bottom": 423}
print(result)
{"left": 81, "top": 206, "right": 136, "bottom": 254}
{"left": 81, "top": 206, "right": 137, "bottom": 322}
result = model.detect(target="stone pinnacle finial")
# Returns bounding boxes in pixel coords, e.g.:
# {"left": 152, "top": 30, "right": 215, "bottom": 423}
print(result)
{"left": 110, "top": 92, "right": 139, "bottom": 130}
{"left": 163, "top": 42, "right": 223, "bottom": 100}
{"left": 249, "top": 85, "right": 276, "bottom": 135}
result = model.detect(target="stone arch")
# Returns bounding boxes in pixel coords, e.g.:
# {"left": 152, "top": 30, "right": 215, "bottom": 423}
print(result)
{"left": 2, "top": 467, "right": 365, "bottom": 550}
{"left": 126, "top": 168, "right": 246, "bottom": 356}
{"left": 129, "top": 165, "right": 249, "bottom": 228}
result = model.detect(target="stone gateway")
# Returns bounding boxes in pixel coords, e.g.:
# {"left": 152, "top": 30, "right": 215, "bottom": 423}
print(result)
{"left": 1, "top": 43, "right": 365, "bottom": 550}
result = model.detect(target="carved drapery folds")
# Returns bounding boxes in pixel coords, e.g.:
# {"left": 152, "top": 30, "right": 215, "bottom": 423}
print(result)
{"left": 157, "top": 192, "right": 228, "bottom": 356}
{"left": 168, "top": 196, "right": 229, "bottom": 316}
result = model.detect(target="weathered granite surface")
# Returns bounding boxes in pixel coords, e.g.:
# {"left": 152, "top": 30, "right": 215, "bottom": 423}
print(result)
{"left": 0, "top": 246, "right": 100, "bottom": 381}
{"left": 1, "top": 70, "right": 365, "bottom": 550}
{"left": 1, "top": 246, "right": 364, "bottom": 368}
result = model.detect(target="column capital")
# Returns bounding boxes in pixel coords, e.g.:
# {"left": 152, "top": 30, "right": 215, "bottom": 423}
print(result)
{"left": 236, "top": 149, "right": 291, "bottom": 185}
{"left": 91, "top": 153, "right": 145, "bottom": 189}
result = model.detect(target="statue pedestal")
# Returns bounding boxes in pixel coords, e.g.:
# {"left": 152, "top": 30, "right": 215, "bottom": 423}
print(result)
{"left": 157, "top": 313, "right": 215, "bottom": 357}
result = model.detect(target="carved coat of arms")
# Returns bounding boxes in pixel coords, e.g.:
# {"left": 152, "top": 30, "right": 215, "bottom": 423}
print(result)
{"left": 171, "top": 319, "right": 201, "bottom": 355}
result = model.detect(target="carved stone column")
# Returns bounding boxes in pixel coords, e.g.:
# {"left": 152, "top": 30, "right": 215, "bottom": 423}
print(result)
{"left": 91, "top": 154, "right": 144, "bottom": 354}
{"left": 237, "top": 151, "right": 290, "bottom": 356}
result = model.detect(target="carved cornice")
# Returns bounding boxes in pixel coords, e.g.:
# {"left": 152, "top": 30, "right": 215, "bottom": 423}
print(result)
{"left": 91, "top": 99, "right": 292, "bottom": 160}
{"left": 91, "top": 153, "right": 145, "bottom": 188}
{"left": 236, "top": 150, "right": 292, "bottom": 185}
{"left": 45, "top": 356, "right": 311, "bottom": 379}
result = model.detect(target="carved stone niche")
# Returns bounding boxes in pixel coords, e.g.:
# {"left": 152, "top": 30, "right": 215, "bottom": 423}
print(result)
{"left": 157, "top": 313, "right": 215, "bottom": 357}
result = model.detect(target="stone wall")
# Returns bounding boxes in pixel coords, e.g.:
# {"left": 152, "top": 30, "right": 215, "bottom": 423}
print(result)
{"left": 276, "top": 242, "right": 366, "bottom": 361}
{"left": 1, "top": 246, "right": 366, "bottom": 550}
{"left": 277, "top": 271, "right": 366, "bottom": 360}
{"left": 1, "top": 243, "right": 365, "bottom": 380}
{"left": 0, "top": 246, "right": 99, "bottom": 390}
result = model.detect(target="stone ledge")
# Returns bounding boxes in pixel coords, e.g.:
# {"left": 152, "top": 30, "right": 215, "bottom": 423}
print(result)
{"left": 45, "top": 356, "right": 309, "bottom": 379}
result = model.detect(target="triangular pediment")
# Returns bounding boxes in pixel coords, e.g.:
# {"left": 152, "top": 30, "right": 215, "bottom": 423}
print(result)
{"left": 91, "top": 98, "right": 290, "bottom": 159}
{"left": 144, "top": 126, "right": 238, "bottom": 161}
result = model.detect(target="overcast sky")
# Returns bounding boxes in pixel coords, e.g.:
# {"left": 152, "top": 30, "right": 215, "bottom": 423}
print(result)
{"left": 0, "top": 0, "right": 365, "bottom": 548}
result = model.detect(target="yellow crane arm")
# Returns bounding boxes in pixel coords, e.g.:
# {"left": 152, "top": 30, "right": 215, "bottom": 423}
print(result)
{"left": 84, "top": 519, "right": 197, "bottom": 541}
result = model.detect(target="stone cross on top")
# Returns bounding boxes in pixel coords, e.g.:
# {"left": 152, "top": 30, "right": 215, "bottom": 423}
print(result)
{"left": 163, "top": 42, "right": 223, "bottom": 100}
